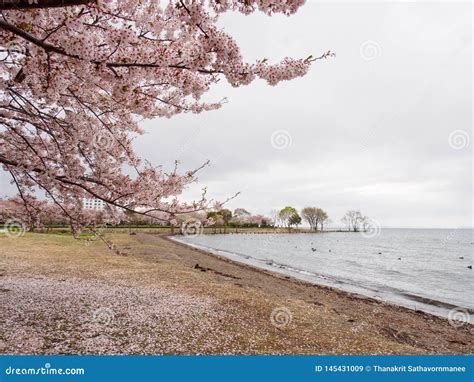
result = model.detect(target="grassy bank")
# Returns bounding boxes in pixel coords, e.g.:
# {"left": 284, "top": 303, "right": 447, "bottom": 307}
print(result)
{"left": 0, "top": 232, "right": 472, "bottom": 355}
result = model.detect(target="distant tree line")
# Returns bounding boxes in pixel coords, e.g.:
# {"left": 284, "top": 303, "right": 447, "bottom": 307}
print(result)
{"left": 274, "top": 206, "right": 329, "bottom": 232}
{"left": 274, "top": 206, "right": 373, "bottom": 233}
{"left": 1, "top": 196, "right": 373, "bottom": 235}
{"left": 205, "top": 208, "right": 274, "bottom": 233}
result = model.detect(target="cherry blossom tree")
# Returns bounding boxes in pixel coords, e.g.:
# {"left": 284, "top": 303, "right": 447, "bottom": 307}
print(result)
{"left": 0, "top": 196, "right": 67, "bottom": 234}
{"left": 0, "top": 195, "right": 123, "bottom": 231}
{"left": 0, "top": 0, "right": 332, "bottom": 234}
{"left": 230, "top": 211, "right": 273, "bottom": 228}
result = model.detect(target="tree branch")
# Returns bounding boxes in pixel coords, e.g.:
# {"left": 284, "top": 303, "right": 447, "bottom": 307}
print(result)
{"left": 0, "top": 0, "right": 93, "bottom": 10}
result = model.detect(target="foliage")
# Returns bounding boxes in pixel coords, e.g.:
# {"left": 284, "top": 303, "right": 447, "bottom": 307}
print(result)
{"left": 278, "top": 206, "right": 300, "bottom": 229}
{"left": 288, "top": 212, "right": 302, "bottom": 227}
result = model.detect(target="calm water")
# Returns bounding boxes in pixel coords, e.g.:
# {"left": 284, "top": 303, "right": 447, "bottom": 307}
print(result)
{"left": 174, "top": 229, "right": 473, "bottom": 321}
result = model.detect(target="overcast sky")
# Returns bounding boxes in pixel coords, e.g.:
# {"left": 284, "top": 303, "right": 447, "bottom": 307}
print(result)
{"left": 1, "top": 1, "right": 472, "bottom": 228}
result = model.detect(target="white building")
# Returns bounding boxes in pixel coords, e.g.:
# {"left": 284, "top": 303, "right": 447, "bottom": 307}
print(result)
{"left": 83, "top": 199, "right": 106, "bottom": 210}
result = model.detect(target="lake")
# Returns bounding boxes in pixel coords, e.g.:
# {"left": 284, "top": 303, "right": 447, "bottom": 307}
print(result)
{"left": 174, "top": 229, "right": 473, "bottom": 322}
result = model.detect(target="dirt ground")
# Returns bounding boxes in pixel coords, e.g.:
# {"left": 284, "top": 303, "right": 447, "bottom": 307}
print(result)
{"left": 0, "top": 232, "right": 472, "bottom": 354}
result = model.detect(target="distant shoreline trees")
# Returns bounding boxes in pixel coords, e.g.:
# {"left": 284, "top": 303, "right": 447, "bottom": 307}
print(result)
{"left": 1, "top": 196, "right": 375, "bottom": 235}
{"left": 341, "top": 210, "right": 371, "bottom": 232}
{"left": 278, "top": 207, "right": 301, "bottom": 231}
{"left": 206, "top": 208, "right": 274, "bottom": 232}
{"left": 301, "top": 207, "right": 329, "bottom": 231}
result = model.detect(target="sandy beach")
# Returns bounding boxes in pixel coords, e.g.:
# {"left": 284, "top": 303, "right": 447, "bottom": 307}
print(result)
{"left": 0, "top": 232, "right": 472, "bottom": 355}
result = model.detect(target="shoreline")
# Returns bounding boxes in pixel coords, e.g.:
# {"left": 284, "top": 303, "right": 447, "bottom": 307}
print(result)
{"left": 165, "top": 234, "right": 473, "bottom": 327}
{"left": 158, "top": 233, "right": 474, "bottom": 354}
{"left": 1, "top": 232, "right": 472, "bottom": 355}
{"left": 167, "top": 235, "right": 474, "bottom": 321}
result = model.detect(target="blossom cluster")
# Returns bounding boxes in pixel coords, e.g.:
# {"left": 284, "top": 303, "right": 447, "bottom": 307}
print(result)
{"left": 0, "top": 0, "right": 328, "bottom": 233}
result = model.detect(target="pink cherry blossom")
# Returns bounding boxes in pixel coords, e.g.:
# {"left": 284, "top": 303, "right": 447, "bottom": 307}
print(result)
{"left": 0, "top": 1, "right": 333, "bottom": 233}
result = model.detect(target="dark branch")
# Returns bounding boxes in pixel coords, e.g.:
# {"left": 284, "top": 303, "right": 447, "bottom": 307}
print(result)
{"left": 0, "top": 0, "right": 93, "bottom": 10}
